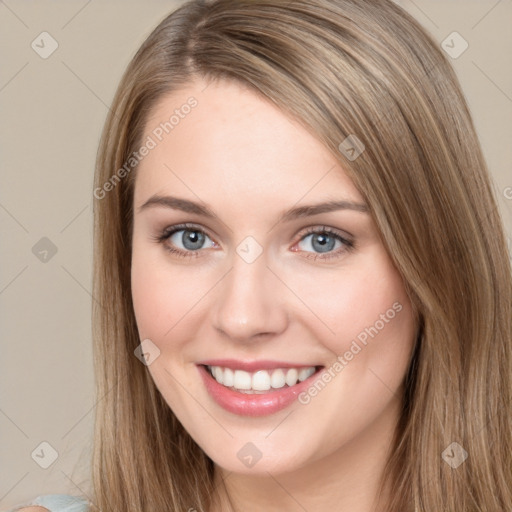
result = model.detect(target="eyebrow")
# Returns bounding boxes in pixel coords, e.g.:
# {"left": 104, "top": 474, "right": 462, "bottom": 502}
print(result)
{"left": 137, "top": 194, "right": 369, "bottom": 222}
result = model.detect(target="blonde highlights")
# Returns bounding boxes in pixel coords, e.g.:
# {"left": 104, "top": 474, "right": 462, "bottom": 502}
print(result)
{"left": 91, "top": 1, "right": 512, "bottom": 510}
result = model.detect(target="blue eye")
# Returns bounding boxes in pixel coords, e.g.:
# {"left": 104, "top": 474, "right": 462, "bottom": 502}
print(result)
{"left": 154, "top": 224, "right": 215, "bottom": 258}
{"left": 299, "top": 232, "right": 341, "bottom": 253}
{"left": 295, "top": 227, "right": 354, "bottom": 261}
{"left": 153, "top": 223, "right": 354, "bottom": 261}
{"left": 169, "top": 228, "right": 214, "bottom": 252}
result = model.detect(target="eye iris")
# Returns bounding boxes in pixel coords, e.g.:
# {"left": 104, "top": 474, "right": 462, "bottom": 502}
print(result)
{"left": 312, "top": 233, "right": 335, "bottom": 253}
{"left": 182, "top": 230, "right": 205, "bottom": 250}
{"left": 174, "top": 230, "right": 339, "bottom": 253}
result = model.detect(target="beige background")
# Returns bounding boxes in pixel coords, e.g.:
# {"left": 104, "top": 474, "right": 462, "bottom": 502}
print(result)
{"left": 1, "top": 0, "right": 511, "bottom": 509}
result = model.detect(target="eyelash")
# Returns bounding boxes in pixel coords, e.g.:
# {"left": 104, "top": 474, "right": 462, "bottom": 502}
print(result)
{"left": 151, "top": 222, "right": 355, "bottom": 261}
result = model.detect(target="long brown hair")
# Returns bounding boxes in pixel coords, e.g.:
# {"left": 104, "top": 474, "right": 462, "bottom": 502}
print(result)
{"left": 91, "top": 1, "right": 512, "bottom": 510}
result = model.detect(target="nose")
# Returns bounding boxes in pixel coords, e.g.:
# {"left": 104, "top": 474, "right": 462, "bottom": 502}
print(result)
{"left": 211, "top": 249, "right": 288, "bottom": 343}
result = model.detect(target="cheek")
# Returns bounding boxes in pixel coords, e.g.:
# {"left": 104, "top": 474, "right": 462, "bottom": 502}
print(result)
{"left": 288, "top": 254, "right": 416, "bottom": 447}
{"left": 296, "top": 252, "right": 416, "bottom": 368}
{"left": 130, "top": 246, "right": 204, "bottom": 409}
{"left": 130, "top": 243, "right": 193, "bottom": 343}
{"left": 130, "top": 241, "right": 219, "bottom": 365}
{"left": 131, "top": 258, "right": 171, "bottom": 339}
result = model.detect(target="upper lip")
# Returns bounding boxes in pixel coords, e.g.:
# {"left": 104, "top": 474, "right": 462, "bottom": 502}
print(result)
{"left": 197, "top": 359, "right": 323, "bottom": 372}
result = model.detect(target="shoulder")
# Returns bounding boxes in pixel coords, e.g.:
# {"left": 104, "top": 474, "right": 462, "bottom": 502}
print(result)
{"left": 5, "top": 495, "right": 89, "bottom": 512}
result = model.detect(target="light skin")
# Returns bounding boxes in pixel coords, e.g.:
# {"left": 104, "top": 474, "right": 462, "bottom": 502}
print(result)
{"left": 130, "top": 77, "right": 417, "bottom": 511}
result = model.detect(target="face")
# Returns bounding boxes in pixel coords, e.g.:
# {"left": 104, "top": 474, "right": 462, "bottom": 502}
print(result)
{"left": 131, "top": 77, "right": 417, "bottom": 476}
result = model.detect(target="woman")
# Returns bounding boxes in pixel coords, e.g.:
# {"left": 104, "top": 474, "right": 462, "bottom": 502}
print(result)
{"left": 12, "top": 0, "right": 512, "bottom": 510}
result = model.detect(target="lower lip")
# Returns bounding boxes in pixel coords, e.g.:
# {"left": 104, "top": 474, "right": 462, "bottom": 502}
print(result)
{"left": 197, "top": 364, "right": 323, "bottom": 417}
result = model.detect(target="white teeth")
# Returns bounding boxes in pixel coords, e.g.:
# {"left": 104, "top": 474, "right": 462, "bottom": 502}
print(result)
{"left": 285, "top": 368, "right": 298, "bottom": 386}
{"left": 223, "top": 367, "right": 234, "bottom": 387}
{"left": 252, "top": 370, "right": 271, "bottom": 391}
{"left": 213, "top": 366, "right": 223, "bottom": 384}
{"left": 270, "top": 369, "right": 286, "bottom": 389}
{"left": 298, "top": 367, "right": 315, "bottom": 381}
{"left": 207, "top": 365, "right": 318, "bottom": 392}
{"left": 233, "top": 370, "right": 252, "bottom": 390}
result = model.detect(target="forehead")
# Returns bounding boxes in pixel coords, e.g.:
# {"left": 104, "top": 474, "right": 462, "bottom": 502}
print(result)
{"left": 134, "top": 78, "right": 363, "bottom": 210}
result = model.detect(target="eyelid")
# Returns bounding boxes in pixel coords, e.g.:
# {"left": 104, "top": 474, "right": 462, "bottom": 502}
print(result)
{"left": 294, "top": 224, "right": 354, "bottom": 242}
{"left": 291, "top": 225, "right": 355, "bottom": 260}
{"left": 157, "top": 224, "right": 351, "bottom": 246}
{"left": 160, "top": 222, "right": 217, "bottom": 242}
{"left": 154, "top": 222, "right": 355, "bottom": 261}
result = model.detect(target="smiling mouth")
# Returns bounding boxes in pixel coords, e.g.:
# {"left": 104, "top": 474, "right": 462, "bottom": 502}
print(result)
{"left": 202, "top": 364, "right": 324, "bottom": 394}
